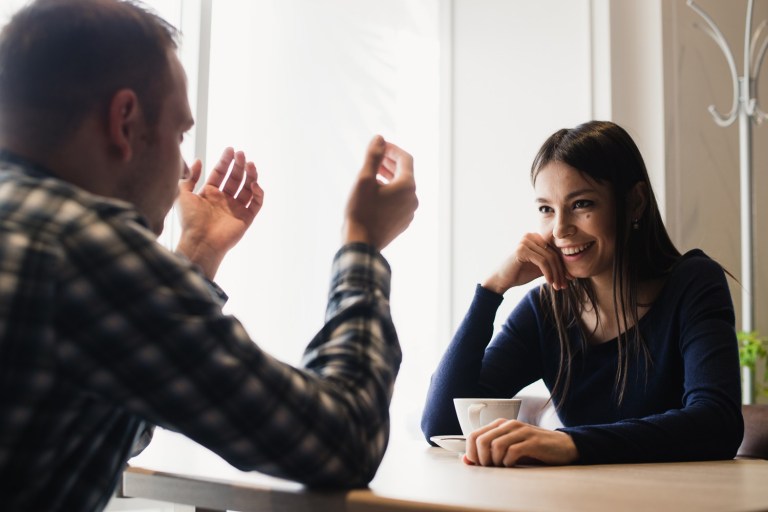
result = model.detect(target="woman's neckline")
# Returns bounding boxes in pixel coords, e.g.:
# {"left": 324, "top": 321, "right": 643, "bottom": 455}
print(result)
{"left": 582, "top": 276, "right": 669, "bottom": 346}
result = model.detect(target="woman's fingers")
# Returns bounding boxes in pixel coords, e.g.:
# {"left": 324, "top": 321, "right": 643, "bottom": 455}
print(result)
{"left": 467, "top": 419, "right": 579, "bottom": 467}
{"left": 475, "top": 419, "right": 527, "bottom": 467}
{"left": 465, "top": 418, "right": 505, "bottom": 466}
{"left": 519, "top": 235, "right": 567, "bottom": 290}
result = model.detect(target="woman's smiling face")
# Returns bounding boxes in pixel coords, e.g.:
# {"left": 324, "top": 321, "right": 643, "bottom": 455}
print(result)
{"left": 534, "top": 160, "right": 617, "bottom": 285}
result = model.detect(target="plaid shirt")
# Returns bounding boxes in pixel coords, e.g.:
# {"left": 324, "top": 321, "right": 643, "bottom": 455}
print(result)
{"left": 0, "top": 153, "right": 402, "bottom": 511}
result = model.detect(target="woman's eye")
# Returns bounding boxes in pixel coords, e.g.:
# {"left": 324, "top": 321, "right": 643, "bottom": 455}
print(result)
{"left": 573, "top": 200, "right": 593, "bottom": 209}
{"left": 538, "top": 205, "right": 553, "bottom": 214}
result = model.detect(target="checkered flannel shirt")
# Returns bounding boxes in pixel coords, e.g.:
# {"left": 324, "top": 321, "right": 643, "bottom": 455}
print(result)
{"left": 0, "top": 152, "right": 401, "bottom": 511}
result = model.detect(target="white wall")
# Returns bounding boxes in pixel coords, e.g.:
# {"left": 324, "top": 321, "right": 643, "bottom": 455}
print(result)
{"left": 204, "top": 0, "right": 599, "bottom": 430}
{"left": 604, "top": 0, "right": 666, "bottom": 218}
{"left": 0, "top": 0, "right": 619, "bottom": 433}
{"left": 449, "top": 0, "right": 593, "bottom": 354}
{"left": 0, "top": 0, "right": 25, "bottom": 22}
{"left": 662, "top": 0, "right": 768, "bottom": 402}
{"left": 662, "top": 0, "right": 768, "bottom": 337}
{"left": 11, "top": 0, "right": 757, "bottom": 449}
{"left": 202, "top": 0, "right": 443, "bottom": 438}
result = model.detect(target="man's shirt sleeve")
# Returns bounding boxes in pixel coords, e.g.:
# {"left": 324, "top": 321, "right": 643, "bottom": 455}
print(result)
{"left": 56, "top": 214, "right": 401, "bottom": 487}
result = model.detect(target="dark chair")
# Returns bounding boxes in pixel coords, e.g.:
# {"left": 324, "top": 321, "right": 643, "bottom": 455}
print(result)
{"left": 737, "top": 404, "right": 768, "bottom": 459}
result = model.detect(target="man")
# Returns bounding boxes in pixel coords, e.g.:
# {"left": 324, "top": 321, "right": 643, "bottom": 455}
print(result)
{"left": 0, "top": 0, "right": 418, "bottom": 510}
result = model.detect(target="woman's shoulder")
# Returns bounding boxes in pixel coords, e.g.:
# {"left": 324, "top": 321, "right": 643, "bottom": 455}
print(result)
{"left": 659, "top": 249, "right": 731, "bottom": 300}
{"left": 670, "top": 249, "right": 727, "bottom": 278}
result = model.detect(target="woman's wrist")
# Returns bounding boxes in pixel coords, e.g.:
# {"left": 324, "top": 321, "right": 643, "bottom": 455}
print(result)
{"left": 481, "top": 275, "right": 510, "bottom": 295}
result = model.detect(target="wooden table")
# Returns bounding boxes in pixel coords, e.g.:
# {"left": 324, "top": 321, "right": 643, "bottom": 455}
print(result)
{"left": 119, "top": 428, "right": 768, "bottom": 512}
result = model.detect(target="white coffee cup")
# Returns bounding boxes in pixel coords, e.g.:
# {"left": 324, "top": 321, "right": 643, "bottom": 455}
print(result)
{"left": 453, "top": 398, "right": 522, "bottom": 436}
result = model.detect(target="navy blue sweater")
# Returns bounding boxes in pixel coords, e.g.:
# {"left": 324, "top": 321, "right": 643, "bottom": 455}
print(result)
{"left": 421, "top": 250, "right": 743, "bottom": 463}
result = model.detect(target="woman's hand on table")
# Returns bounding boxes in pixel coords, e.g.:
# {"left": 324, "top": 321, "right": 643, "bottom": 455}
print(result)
{"left": 463, "top": 419, "right": 579, "bottom": 467}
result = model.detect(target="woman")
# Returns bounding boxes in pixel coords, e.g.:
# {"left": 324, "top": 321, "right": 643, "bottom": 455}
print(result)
{"left": 421, "top": 121, "right": 743, "bottom": 467}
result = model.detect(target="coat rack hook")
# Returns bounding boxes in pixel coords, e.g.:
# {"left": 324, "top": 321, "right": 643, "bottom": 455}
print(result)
{"left": 688, "top": 0, "right": 740, "bottom": 126}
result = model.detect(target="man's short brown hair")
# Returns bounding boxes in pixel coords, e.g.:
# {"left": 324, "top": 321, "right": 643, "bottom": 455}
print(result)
{"left": 0, "top": 0, "right": 179, "bottom": 154}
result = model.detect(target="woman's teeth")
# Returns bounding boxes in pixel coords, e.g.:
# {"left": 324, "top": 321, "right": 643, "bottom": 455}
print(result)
{"left": 561, "top": 242, "right": 592, "bottom": 256}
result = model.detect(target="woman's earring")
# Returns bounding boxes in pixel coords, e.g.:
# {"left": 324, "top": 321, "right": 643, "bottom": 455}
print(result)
{"left": 632, "top": 218, "right": 640, "bottom": 230}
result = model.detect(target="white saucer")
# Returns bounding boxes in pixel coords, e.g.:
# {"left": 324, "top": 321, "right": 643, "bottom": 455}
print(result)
{"left": 430, "top": 435, "right": 467, "bottom": 453}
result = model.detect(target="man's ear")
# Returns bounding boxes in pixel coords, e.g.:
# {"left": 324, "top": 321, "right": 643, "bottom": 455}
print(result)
{"left": 107, "top": 89, "right": 141, "bottom": 162}
{"left": 628, "top": 181, "right": 649, "bottom": 220}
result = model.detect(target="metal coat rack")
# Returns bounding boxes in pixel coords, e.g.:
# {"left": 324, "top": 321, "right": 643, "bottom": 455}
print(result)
{"left": 688, "top": 0, "right": 767, "bottom": 403}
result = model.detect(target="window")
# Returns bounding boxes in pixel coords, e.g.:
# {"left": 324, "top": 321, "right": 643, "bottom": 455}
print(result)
{"left": 196, "top": 0, "right": 592, "bottom": 438}
{"left": 2, "top": 0, "right": 594, "bottom": 444}
{"left": 202, "top": 1, "right": 443, "bottom": 439}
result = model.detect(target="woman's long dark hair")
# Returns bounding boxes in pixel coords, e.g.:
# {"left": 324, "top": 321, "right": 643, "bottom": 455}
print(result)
{"left": 531, "top": 121, "right": 681, "bottom": 406}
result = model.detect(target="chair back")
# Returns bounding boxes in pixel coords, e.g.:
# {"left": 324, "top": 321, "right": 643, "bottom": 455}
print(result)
{"left": 737, "top": 404, "right": 768, "bottom": 459}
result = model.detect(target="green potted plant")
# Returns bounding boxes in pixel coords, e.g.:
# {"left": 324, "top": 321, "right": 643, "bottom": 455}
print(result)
{"left": 737, "top": 330, "right": 768, "bottom": 404}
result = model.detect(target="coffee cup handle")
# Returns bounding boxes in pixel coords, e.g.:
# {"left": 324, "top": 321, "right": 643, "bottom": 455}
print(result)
{"left": 467, "top": 403, "right": 486, "bottom": 431}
